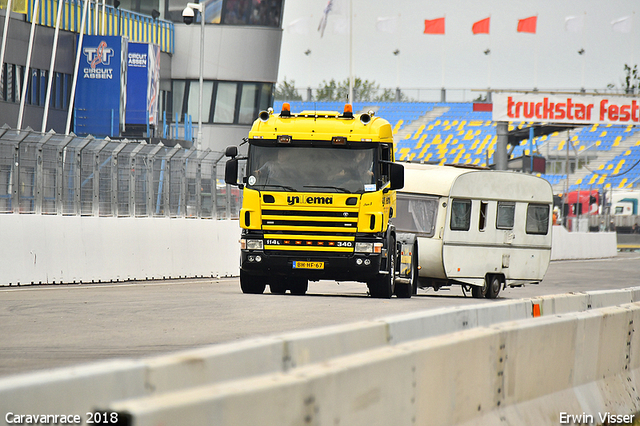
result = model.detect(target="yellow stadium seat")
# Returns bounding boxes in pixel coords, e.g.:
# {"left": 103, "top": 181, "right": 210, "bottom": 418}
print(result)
{"left": 413, "top": 125, "right": 425, "bottom": 139}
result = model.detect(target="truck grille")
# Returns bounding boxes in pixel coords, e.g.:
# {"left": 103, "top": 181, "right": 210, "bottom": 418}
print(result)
{"left": 262, "top": 208, "right": 358, "bottom": 253}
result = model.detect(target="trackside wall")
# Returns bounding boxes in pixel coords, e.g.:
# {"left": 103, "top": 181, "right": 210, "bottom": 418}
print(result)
{"left": 550, "top": 225, "right": 618, "bottom": 260}
{"left": 0, "top": 215, "right": 240, "bottom": 285}
{"left": 0, "top": 218, "right": 618, "bottom": 286}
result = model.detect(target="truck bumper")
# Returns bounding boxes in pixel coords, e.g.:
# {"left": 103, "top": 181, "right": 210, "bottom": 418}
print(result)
{"left": 240, "top": 250, "right": 384, "bottom": 282}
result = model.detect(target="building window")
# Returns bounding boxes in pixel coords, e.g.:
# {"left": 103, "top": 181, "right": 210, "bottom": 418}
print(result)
{"left": 187, "top": 80, "right": 214, "bottom": 123}
{"left": 172, "top": 80, "right": 186, "bottom": 121}
{"left": 171, "top": 79, "right": 273, "bottom": 125}
{"left": 213, "top": 82, "right": 237, "bottom": 123}
{"left": 222, "top": 0, "right": 282, "bottom": 27}
{"left": 238, "top": 83, "right": 258, "bottom": 124}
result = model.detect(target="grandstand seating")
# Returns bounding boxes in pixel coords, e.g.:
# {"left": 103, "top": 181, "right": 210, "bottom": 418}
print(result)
{"left": 272, "top": 101, "right": 640, "bottom": 190}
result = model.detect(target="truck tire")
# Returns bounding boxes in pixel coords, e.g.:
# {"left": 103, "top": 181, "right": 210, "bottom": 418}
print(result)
{"left": 368, "top": 235, "right": 396, "bottom": 299}
{"left": 288, "top": 277, "right": 308, "bottom": 295}
{"left": 240, "top": 270, "right": 267, "bottom": 294}
{"left": 270, "top": 280, "right": 286, "bottom": 294}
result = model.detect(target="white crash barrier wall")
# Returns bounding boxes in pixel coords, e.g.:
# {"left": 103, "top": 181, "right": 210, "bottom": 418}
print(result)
{"left": 0, "top": 217, "right": 620, "bottom": 287}
{"left": 551, "top": 225, "right": 617, "bottom": 260}
{"left": 1, "top": 287, "right": 639, "bottom": 426}
{"left": 0, "top": 215, "right": 240, "bottom": 286}
{"left": 105, "top": 303, "right": 640, "bottom": 426}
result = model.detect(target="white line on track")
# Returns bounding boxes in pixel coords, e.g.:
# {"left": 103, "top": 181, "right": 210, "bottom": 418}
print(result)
{"left": 0, "top": 277, "right": 237, "bottom": 292}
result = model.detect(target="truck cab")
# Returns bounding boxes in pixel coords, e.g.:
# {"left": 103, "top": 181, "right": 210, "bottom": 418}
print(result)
{"left": 225, "top": 104, "right": 406, "bottom": 298}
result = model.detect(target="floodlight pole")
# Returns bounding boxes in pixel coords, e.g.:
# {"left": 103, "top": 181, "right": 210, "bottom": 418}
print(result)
{"left": 186, "top": 2, "right": 204, "bottom": 151}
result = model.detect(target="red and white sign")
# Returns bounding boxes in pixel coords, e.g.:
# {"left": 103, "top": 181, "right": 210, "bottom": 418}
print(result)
{"left": 493, "top": 92, "right": 640, "bottom": 125}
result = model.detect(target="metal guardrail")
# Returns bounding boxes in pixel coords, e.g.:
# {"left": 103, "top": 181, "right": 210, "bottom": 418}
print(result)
{"left": 0, "top": 126, "right": 241, "bottom": 218}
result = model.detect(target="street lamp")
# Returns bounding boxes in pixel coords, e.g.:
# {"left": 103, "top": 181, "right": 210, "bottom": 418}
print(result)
{"left": 182, "top": 2, "right": 205, "bottom": 150}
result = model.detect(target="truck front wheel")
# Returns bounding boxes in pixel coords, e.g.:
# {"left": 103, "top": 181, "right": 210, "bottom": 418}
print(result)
{"left": 368, "top": 236, "right": 396, "bottom": 299}
{"left": 240, "top": 270, "right": 267, "bottom": 294}
{"left": 288, "top": 277, "right": 308, "bottom": 295}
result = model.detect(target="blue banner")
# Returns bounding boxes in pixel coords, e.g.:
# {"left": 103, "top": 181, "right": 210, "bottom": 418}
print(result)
{"left": 125, "top": 42, "right": 161, "bottom": 128}
{"left": 74, "top": 35, "right": 127, "bottom": 137}
{"left": 126, "top": 42, "right": 149, "bottom": 126}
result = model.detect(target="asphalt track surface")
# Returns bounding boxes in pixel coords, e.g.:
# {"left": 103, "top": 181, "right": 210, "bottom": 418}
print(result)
{"left": 1, "top": 252, "right": 639, "bottom": 378}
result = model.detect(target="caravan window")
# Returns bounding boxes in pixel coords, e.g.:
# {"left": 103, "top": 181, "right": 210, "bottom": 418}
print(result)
{"left": 526, "top": 204, "right": 550, "bottom": 235}
{"left": 479, "top": 201, "right": 488, "bottom": 231}
{"left": 496, "top": 202, "right": 515, "bottom": 229}
{"left": 393, "top": 194, "right": 438, "bottom": 237}
{"left": 450, "top": 199, "right": 471, "bottom": 231}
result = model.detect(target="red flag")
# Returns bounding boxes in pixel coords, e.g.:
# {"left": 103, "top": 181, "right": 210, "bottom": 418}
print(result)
{"left": 517, "top": 16, "right": 537, "bottom": 33}
{"left": 424, "top": 17, "right": 445, "bottom": 34}
{"left": 472, "top": 17, "right": 490, "bottom": 34}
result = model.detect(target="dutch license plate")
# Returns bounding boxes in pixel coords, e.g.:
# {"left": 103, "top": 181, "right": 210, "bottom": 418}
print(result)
{"left": 293, "top": 261, "right": 324, "bottom": 270}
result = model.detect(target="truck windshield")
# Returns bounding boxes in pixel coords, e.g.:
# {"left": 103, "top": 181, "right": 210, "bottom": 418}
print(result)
{"left": 246, "top": 145, "right": 376, "bottom": 193}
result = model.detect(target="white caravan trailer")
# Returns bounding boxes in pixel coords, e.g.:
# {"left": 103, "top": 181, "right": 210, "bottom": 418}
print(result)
{"left": 394, "top": 163, "right": 553, "bottom": 299}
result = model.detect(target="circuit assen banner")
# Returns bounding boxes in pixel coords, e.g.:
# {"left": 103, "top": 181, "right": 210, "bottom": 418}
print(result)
{"left": 493, "top": 92, "right": 640, "bottom": 125}
{"left": 74, "top": 35, "right": 127, "bottom": 137}
{"left": 126, "top": 42, "right": 161, "bottom": 126}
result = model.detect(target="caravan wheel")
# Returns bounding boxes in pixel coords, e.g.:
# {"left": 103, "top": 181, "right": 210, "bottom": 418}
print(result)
{"left": 471, "top": 280, "right": 487, "bottom": 298}
{"left": 486, "top": 275, "right": 502, "bottom": 299}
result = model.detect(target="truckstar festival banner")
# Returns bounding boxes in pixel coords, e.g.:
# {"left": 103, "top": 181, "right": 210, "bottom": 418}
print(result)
{"left": 125, "top": 42, "right": 161, "bottom": 127}
{"left": 493, "top": 92, "right": 640, "bottom": 126}
{"left": 74, "top": 35, "right": 128, "bottom": 137}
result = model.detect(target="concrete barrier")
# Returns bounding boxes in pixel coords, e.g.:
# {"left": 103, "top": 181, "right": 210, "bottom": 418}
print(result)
{"left": 1, "top": 288, "right": 639, "bottom": 426}
{"left": 0, "top": 215, "right": 240, "bottom": 286}
{"left": 551, "top": 225, "right": 618, "bottom": 260}
{"left": 103, "top": 304, "right": 640, "bottom": 426}
{"left": 0, "top": 217, "right": 622, "bottom": 286}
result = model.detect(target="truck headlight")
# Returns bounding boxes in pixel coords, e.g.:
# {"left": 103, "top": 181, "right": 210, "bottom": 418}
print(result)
{"left": 355, "top": 242, "right": 383, "bottom": 253}
{"left": 355, "top": 242, "right": 373, "bottom": 253}
{"left": 241, "top": 239, "right": 263, "bottom": 250}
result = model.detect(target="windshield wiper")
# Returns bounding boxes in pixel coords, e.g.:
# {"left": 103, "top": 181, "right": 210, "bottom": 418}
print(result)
{"left": 303, "top": 185, "right": 351, "bottom": 193}
{"left": 253, "top": 184, "right": 298, "bottom": 192}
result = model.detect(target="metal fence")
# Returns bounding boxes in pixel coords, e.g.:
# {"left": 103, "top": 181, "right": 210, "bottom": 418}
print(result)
{"left": 0, "top": 126, "right": 241, "bottom": 218}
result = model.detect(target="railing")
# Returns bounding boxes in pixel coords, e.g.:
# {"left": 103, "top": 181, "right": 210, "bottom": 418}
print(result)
{"left": 25, "top": 0, "right": 174, "bottom": 54}
{"left": 0, "top": 126, "right": 241, "bottom": 218}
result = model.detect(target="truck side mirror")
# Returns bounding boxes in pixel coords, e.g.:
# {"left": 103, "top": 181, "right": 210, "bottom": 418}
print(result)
{"left": 389, "top": 163, "right": 404, "bottom": 190}
{"left": 225, "top": 145, "right": 238, "bottom": 158}
{"left": 225, "top": 158, "right": 239, "bottom": 186}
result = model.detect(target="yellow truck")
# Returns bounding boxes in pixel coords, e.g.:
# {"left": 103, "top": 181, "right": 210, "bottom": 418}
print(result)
{"left": 224, "top": 103, "right": 409, "bottom": 298}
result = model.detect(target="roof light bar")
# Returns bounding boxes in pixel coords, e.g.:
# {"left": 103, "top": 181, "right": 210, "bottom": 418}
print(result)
{"left": 281, "top": 102, "right": 291, "bottom": 117}
{"left": 343, "top": 104, "right": 353, "bottom": 118}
